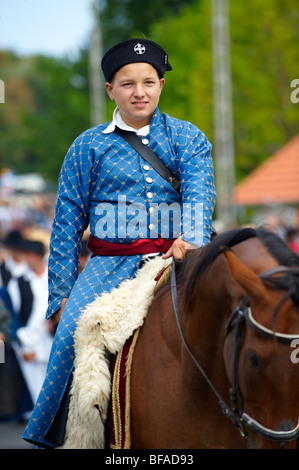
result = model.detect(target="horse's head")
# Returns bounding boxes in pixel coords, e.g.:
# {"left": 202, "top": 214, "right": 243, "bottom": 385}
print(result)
{"left": 171, "top": 227, "right": 299, "bottom": 448}
{"left": 222, "top": 238, "right": 299, "bottom": 449}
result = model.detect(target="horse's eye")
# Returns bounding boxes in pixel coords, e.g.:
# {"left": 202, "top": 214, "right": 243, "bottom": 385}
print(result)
{"left": 247, "top": 350, "right": 261, "bottom": 369}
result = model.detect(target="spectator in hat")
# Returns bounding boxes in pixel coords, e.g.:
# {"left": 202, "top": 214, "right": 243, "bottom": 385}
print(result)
{"left": 0, "top": 291, "right": 33, "bottom": 422}
{"left": 0, "top": 231, "right": 34, "bottom": 421}
{"left": 8, "top": 239, "right": 53, "bottom": 411}
{"left": 24, "top": 38, "right": 216, "bottom": 447}
{"left": 0, "top": 230, "right": 28, "bottom": 287}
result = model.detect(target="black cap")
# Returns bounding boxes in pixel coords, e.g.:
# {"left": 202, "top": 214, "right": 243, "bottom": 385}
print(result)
{"left": 22, "top": 240, "right": 45, "bottom": 256}
{"left": 101, "top": 38, "right": 172, "bottom": 82}
{"left": 2, "top": 230, "right": 27, "bottom": 250}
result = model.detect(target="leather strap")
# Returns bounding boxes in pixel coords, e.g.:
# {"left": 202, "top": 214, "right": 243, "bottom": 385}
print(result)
{"left": 115, "top": 127, "right": 181, "bottom": 193}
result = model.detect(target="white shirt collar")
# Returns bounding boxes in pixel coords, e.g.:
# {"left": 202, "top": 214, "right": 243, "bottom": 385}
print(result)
{"left": 103, "top": 107, "right": 150, "bottom": 136}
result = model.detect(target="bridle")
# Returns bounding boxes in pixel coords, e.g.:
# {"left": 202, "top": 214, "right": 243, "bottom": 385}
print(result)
{"left": 170, "top": 260, "right": 299, "bottom": 444}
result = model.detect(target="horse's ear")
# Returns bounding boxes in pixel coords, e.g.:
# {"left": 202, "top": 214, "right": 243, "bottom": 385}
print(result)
{"left": 223, "top": 249, "right": 268, "bottom": 299}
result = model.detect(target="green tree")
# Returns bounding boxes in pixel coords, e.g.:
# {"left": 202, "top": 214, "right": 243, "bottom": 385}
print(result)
{"left": 0, "top": 51, "right": 90, "bottom": 182}
{"left": 1, "top": 0, "right": 298, "bottom": 190}
{"left": 146, "top": 0, "right": 299, "bottom": 180}
{"left": 230, "top": 0, "right": 299, "bottom": 178}
{"left": 0, "top": 52, "right": 36, "bottom": 171}
{"left": 99, "top": 0, "right": 197, "bottom": 51}
{"left": 147, "top": 0, "right": 214, "bottom": 137}
{"left": 22, "top": 52, "right": 91, "bottom": 181}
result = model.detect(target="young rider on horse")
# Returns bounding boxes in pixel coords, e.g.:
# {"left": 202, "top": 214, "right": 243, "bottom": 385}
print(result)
{"left": 23, "top": 38, "right": 216, "bottom": 448}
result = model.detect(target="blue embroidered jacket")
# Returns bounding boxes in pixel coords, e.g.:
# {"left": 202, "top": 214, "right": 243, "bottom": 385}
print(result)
{"left": 23, "top": 109, "right": 216, "bottom": 447}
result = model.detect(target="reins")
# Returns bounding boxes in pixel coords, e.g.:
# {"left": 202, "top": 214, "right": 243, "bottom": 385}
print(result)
{"left": 170, "top": 259, "right": 243, "bottom": 432}
{"left": 170, "top": 258, "right": 299, "bottom": 444}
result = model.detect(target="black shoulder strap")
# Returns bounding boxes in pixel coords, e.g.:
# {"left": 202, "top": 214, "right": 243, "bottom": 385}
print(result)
{"left": 115, "top": 127, "right": 180, "bottom": 193}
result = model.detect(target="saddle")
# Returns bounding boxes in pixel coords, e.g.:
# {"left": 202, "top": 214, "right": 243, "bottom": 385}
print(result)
{"left": 60, "top": 257, "right": 172, "bottom": 449}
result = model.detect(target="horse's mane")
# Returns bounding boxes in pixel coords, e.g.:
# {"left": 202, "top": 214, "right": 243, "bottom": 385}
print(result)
{"left": 182, "top": 226, "right": 299, "bottom": 306}
{"left": 256, "top": 228, "right": 299, "bottom": 268}
{"left": 182, "top": 227, "right": 257, "bottom": 301}
{"left": 186, "top": 227, "right": 257, "bottom": 278}
{"left": 255, "top": 228, "right": 299, "bottom": 305}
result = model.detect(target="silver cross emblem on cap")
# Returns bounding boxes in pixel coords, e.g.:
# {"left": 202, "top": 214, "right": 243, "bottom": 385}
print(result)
{"left": 134, "top": 43, "right": 146, "bottom": 55}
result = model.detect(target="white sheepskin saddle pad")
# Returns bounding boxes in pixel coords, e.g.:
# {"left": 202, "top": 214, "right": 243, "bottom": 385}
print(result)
{"left": 59, "top": 256, "right": 171, "bottom": 449}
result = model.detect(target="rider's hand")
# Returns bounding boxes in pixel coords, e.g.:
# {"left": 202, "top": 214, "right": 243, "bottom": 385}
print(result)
{"left": 162, "top": 235, "right": 197, "bottom": 261}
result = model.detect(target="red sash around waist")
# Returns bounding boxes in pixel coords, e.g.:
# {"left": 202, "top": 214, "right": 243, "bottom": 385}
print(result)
{"left": 87, "top": 236, "right": 174, "bottom": 257}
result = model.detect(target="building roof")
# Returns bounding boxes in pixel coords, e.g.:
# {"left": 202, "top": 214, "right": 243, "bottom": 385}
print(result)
{"left": 234, "top": 134, "right": 299, "bottom": 206}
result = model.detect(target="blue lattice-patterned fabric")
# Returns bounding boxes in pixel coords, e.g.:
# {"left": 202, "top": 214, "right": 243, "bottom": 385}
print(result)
{"left": 23, "top": 108, "right": 216, "bottom": 447}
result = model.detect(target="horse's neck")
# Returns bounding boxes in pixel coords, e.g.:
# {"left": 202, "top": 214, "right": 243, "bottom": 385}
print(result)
{"left": 180, "top": 264, "right": 236, "bottom": 393}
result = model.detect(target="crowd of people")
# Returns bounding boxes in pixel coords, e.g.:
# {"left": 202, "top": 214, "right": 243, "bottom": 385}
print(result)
{"left": 0, "top": 191, "right": 90, "bottom": 423}
{"left": 0, "top": 228, "right": 54, "bottom": 421}
{"left": 263, "top": 213, "right": 299, "bottom": 254}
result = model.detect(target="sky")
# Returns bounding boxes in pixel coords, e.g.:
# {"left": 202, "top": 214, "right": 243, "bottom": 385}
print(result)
{"left": 0, "top": 0, "right": 95, "bottom": 58}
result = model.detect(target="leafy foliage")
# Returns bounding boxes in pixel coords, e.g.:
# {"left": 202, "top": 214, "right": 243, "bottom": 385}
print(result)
{"left": 148, "top": 0, "right": 299, "bottom": 180}
{"left": 99, "top": 0, "right": 196, "bottom": 51}
{"left": 0, "top": 0, "right": 298, "bottom": 190}
{"left": 0, "top": 50, "right": 90, "bottom": 182}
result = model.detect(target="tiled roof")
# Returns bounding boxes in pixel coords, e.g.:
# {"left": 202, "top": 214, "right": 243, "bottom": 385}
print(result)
{"left": 234, "top": 134, "right": 299, "bottom": 206}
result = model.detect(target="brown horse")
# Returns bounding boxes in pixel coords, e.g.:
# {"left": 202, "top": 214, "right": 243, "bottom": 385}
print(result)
{"left": 129, "top": 227, "right": 299, "bottom": 449}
